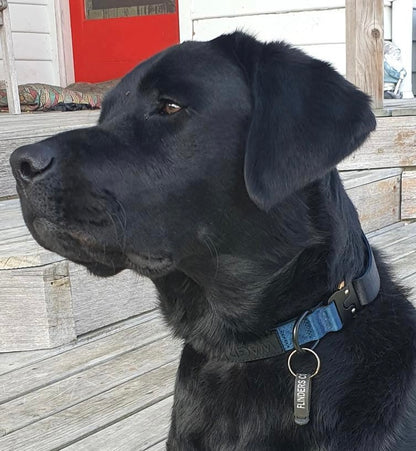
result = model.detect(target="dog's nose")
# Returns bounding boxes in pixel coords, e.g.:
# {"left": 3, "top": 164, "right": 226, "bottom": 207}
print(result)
{"left": 10, "top": 143, "right": 55, "bottom": 183}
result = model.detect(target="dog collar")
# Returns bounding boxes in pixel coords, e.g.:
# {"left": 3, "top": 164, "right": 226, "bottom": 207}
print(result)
{"left": 223, "top": 233, "right": 380, "bottom": 363}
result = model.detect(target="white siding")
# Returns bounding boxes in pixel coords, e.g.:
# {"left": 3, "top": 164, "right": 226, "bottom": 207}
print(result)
{"left": 193, "top": 9, "right": 347, "bottom": 74}
{"left": 179, "top": 0, "right": 393, "bottom": 76}
{"left": 187, "top": 0, "right": 347, "bottom": 19}
{"left": 0, "top": 0, "right": 61, "bottom": 85}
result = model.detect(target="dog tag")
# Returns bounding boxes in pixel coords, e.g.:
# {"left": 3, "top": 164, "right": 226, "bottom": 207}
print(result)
{"left": 293, "top": 373, "right": 312, "bottom": 425}
{"left": 287, "top": 347, "right": 320, "bottom": 426}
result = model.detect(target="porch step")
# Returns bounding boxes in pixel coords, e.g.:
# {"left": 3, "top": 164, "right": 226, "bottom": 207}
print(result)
{"left": 0, "top": 167, "right": 405, "bottom": 351}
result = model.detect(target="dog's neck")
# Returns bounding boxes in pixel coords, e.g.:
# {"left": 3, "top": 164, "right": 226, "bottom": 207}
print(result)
{"left": 154, "top": 172, "right": 367, "bottom": 358}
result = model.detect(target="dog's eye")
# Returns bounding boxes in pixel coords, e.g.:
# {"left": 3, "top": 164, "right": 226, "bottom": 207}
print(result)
{"left": 160, "top": 100, "right": 182, "bottom": 115}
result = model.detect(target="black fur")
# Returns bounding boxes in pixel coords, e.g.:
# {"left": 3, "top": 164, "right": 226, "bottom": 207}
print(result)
{"left": 9, "top": 32, "right": 416, "bottom": 450}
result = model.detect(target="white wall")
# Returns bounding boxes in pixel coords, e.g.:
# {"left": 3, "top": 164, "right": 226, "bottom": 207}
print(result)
{"left": 0, "top": 0, "right": 61, "bottom": 85}
{"left": 179, "top": 0, "right": 393, "bottom": 76}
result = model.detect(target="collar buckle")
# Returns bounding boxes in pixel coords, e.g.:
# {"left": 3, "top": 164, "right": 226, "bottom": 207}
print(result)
{"left": 327, "top": 282, "right": 359, "bottom": 324}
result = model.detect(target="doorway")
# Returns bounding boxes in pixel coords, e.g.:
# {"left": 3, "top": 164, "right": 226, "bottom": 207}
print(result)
{"left": 69, "top": 0, "right": 179, "bottom": 82}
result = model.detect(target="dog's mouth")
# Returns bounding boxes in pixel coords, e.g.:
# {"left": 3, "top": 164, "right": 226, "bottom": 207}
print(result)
{"left": 30, "top": 217, "right": 174, "bottom": 278}
{"left": 30, "top": 217, "right": 124, "bottom": 275}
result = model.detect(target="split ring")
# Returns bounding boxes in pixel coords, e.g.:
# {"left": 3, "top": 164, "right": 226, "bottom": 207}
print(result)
{"left": 287, "top": 347, "right": 321, "bottom": 378}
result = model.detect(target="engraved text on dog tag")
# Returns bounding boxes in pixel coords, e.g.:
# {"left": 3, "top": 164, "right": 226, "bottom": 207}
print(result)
{"left": 294, "top": 373, "right": 312, "bottom": 425}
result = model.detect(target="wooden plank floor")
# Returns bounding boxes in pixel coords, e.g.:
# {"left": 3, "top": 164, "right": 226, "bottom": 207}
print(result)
{"left": 0, "top": 222, "right": 415, "bottom": 450}
{"left": 0, "top": 310, "right": 180, "bottom": 450}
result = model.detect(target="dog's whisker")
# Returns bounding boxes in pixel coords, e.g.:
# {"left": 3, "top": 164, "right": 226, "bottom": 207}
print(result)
{"left": 203, "top": 236, "right": 220, "bottom": 279}
{"left": 112, "top": 197, "right": 128, "bottom": 253}
{"left": 95, "top": 198, "right": 126, "bottom": 251}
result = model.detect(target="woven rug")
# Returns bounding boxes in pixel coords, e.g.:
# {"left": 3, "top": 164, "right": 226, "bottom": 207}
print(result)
{"left": 0, "top": 80, "right": 119, "bottom": 112}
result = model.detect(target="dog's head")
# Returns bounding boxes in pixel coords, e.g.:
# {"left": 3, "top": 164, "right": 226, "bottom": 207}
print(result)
{"left": 9, "top": 32, "right": 375, "bottom": 279}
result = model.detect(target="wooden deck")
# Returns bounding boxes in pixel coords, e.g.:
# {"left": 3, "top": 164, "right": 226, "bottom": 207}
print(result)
{"left": 0, "top": 311, "right": 179, "bottom": 450}
{"left": 0, "top": 221, "right": 416, "bottom": 450}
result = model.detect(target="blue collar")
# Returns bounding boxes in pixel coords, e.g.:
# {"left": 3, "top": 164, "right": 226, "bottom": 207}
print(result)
{"left": 224, "top": 233, "right": 380, "bottom": 362}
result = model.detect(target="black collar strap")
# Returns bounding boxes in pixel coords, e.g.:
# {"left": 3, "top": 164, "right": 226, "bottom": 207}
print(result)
{"left": 221, "top": 233, "right": 380, "bottom": 363}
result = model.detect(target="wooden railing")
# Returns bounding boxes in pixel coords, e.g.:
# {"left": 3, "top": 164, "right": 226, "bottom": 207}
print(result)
{"left": 0, "top": 0, "right": 20, "bottom": 114}
{"left": 346, "top": 0, "right": 414, "bottom": 107}
{"left": 346, "top": 0, "right": 384, "bottom": 109}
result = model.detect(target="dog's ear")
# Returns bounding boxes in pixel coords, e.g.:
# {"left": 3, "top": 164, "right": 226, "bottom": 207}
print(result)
{"left": 217, "top": 32, "right": 376, "bottom": 211}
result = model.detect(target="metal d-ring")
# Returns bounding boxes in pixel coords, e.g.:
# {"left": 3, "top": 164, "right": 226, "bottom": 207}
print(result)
{"left": 292, "top": 310, "right": 310, "bottom": 353}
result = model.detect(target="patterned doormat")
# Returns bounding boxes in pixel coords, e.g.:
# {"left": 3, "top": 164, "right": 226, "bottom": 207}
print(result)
{"left": 0, "top": 79, "right": 119, "bottom": 112}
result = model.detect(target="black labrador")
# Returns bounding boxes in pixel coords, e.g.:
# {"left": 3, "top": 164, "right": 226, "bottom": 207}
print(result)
{"left": 9, "top": 32, "right": 416, "bottom": 450}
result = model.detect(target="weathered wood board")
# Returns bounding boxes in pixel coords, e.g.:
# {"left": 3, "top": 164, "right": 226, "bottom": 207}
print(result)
{"left": 402, "top": 170, "right": 416, "bottom": 219}
{"left": 0, "top": 313, "right": 177, "bottom": 450}
{"left": 380, "top": 98, "right": 416, "bottom": 117}
{"left": 346, "top": 0, "right": 384, "bottom": 108}
{"left": 341, "top": 168, "right": 401, "bottom": 233}
{"left": 339, "top": 116, "right": 416, "bottom": 170}
{"left": 0, "top": 261, "right": 76, "bottom": 351}
{"left": 0, "top": 232, "right": 63, "bottom": 270}
{"left": 0, "top": 363, "right": 176, "bottom": 450}
{"left": 0, "top": 310, "right": 161, "bottom": 376}
{"left": 0, "top": 198, "right": 63, "bottom": 269}
{"left": 0, "top": 338, "right": 179, "bottom": 435}
{"left": 0, "top": 314, "right": 171, "bottom": 404}
{"left": 368, "top": 221, "right": 416, "bottom": 249}
{"left": 147, "top": 441, "right": 169, "bottom": 451}
{"left": 63, "top": 397, "right": 174, "bottom": 451}
{"left": 386, "top": 251, "right": 416, "bottom": 279}
{"left": 69, "top": 262, "right": 158, "bottom": 336}
{"left": 340, "top": 168, "right": 401, "bottom": 190}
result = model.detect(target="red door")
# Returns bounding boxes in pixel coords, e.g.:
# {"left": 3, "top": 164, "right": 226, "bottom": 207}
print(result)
{"left": 69, "top": 0, "right": 179, "bottom": 82}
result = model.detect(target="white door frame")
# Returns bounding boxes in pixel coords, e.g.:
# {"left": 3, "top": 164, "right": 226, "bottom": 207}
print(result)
{"left": 178, "top": 0, "right": 193, "bottom": 41}
{"left": 53, "top": 0, "right": 75, "bottom": 86}
{"left": 391, "top": 0, "right": 413, "bottom": 97}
